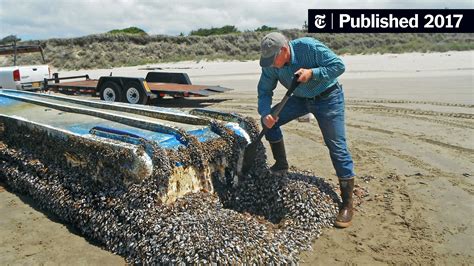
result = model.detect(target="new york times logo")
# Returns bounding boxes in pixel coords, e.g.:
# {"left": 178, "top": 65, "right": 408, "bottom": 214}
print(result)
{"left": 308, "top": 9, "right": 473, "bottom": 33}
{"left": 314, "top": 14, "right": 326, "bottom": 29}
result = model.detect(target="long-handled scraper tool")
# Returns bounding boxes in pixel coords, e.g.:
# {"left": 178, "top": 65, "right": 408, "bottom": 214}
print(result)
{"left": 241, "top": 74, "right": 300, "bottom": 175}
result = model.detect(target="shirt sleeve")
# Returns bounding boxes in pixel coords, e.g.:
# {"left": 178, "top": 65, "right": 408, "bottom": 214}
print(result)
{"left": 257, "top": 67, "right": 278, "bottom": 117}
{"left": 311, "top": 41, "right": 346, "bottom": 81}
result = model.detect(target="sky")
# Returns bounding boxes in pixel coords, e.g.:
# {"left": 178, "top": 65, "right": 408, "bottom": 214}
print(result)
{"left": 0, "top": 0, "right": 472, "bottom": 40}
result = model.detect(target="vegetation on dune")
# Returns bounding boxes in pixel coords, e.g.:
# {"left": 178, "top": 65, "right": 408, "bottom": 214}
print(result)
{"left": 1, "top": 27, "right": 473, "bottom": 70}
{"left": 107, "top": 27, "right": 148, "bottom": 36}
{"left": 190, "top": 25, "right": 240, "bottom": 36}
{"left": 254, "top": 25, "right": 278, "bottom": 32}
{"left": 0, "top": 35, "right": 22, "bottom": 45}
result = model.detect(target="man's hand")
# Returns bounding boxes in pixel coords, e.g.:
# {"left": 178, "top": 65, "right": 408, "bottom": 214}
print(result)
{"left": 294, "top": 68, "right": 313, "bottom": 83}
{"left": 262, "top": 114, "right": 278, "bottom": 129}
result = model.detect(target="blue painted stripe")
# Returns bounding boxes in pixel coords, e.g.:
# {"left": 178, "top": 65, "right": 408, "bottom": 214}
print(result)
{"left": 0, "top": 95, "right": 19, "bottom": 106}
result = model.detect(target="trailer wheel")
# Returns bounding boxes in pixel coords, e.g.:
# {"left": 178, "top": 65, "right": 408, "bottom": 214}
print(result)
{"left": 99, "top": 81, "right": 122, "bottom": 102}
{"left": 124, "top": 81, "right": 148, "bottom": 105}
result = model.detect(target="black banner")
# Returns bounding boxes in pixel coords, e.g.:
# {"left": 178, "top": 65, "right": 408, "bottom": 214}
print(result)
{"left": 308, "top": 9, "right": 474, "bottom": 33}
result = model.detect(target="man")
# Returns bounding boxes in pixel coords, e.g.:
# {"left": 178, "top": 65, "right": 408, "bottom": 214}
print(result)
{"left": 257, "top": 32, "right": 355, "bottom": 228}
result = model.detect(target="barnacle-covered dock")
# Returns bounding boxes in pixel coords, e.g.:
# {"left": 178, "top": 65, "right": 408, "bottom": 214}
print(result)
{"left": 0, "top": 89, "right": 339, "bottom": 264}
{"left": 0, "top": 89, "right": 252, "bottom": 203}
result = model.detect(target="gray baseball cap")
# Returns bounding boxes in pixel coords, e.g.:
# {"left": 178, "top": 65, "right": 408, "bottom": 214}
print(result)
{"left": 259, "top": 32, "right": 287, "bottom": 67}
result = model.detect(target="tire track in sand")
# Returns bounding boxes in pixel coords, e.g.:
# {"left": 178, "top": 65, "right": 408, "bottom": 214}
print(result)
{"left": 347, "top": 99, "right": 473, "bottom": 108}
{"left": 346, "top": 104, "right": 474, "bottom": 129}
{"left": 346, "top": 123, "right": 474, "bottom": 155}
{"left": 355, "top": 139, "right": 474, "bottom": 195}
{"left": 347, "top": 105, "right": 473, "bottom": 119}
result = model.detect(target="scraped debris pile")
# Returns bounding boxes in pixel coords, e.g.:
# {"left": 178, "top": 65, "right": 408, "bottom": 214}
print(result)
{"left": 0, "top": 116, "right": 339, "bottom": 264}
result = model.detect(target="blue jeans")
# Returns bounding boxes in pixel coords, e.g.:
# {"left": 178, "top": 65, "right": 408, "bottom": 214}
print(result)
{"left": 263, "top": 84, "right": 355, "bottom": 179}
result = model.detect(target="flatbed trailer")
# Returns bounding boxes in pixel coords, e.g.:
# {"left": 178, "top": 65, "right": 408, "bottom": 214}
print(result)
{"left": 44, "top": 72, "right": 232, "bottom": 105}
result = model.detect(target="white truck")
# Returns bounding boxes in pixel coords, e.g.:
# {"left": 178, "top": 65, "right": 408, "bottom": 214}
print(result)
{"left": 0, "top": 43, "right": 50, "bottom": 90}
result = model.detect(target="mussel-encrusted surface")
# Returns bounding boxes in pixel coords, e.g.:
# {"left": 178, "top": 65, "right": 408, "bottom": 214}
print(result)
{"left": 0, "top": 117, "right": 339, "bottom": 264}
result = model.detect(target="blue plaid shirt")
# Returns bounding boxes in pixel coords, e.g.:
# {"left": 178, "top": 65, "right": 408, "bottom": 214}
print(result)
{"left": 257, "top": 37, "right": 345, "bottom": 117}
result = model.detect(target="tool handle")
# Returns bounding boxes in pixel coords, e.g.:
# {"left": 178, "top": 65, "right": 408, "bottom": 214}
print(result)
{"left": 255, "top": 74, "right": 300, "bottom": 142}
{"left": 272, "top": 73, "right": 300, "bottom": 117}
{"left": 286, "top": 73, "right": 300, "bottom": 97}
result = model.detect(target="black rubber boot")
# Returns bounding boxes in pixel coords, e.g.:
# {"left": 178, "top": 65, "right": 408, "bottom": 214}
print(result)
{"left": 269, "top": 139, "right": 289, "bottom": 176}
{"left": 334, "top": 178, "right": 355, "bottom": 228}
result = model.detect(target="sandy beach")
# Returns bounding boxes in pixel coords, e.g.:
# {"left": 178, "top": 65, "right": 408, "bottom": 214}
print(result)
{"left": 1, "top": 51, "right": 473, "bottom": 264}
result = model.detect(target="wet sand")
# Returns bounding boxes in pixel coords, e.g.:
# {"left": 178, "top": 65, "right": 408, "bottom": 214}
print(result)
{"left": 1, "top": 51, "right": 473, "bottom": 264}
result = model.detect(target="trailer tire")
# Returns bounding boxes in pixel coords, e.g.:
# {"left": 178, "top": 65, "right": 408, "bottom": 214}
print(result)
{"left": 124, "top": 81, "right": 148, "bottom": 105}
{"left": 99, "top": 81, "right": 122, "bottom": 102}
